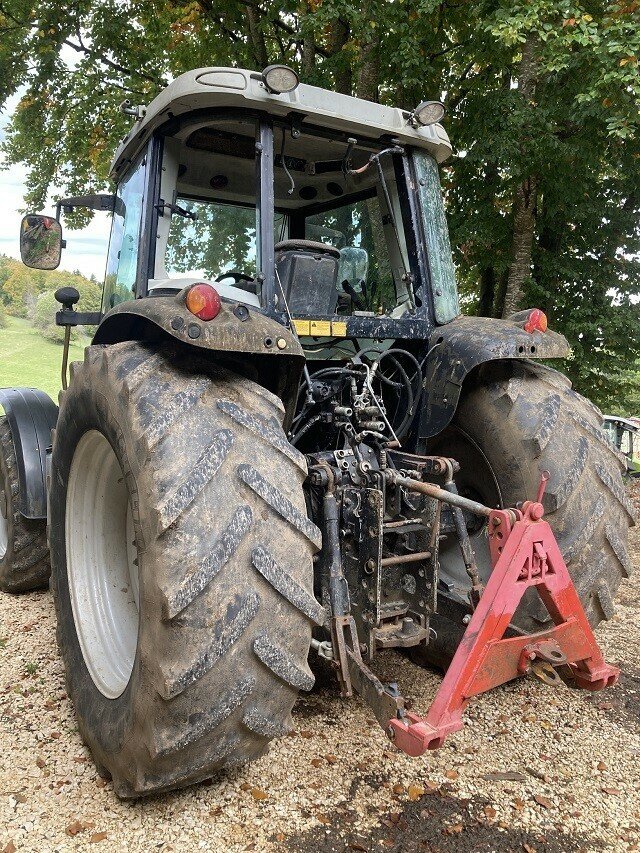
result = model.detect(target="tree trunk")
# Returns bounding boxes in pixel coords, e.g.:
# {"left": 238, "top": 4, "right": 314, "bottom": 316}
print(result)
{"left": 502, "top": 175, "right": 538, "bottom": 317}
{"left": 302, "top": 36, "right": 316, "bottom": 78}
{"left": 478, "top": 266, "right": 496, "bottom": 317}
{"left": 356, "top": 30, "right": 380, "bottom": 101}
{"left": 300, "top": 2, "right": 317, "bottom": 79}
{"left": 501, "top": 37, "right": 539, "bottom": 319}
{"left": 245, "top": 4, "right": 268, "bottom": 68}
{"left": 327, "top": 18, "right": 352, "bottom": 94}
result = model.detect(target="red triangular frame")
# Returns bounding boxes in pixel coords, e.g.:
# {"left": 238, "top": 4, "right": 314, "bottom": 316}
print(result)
{"left": 388, "top": 508, "right": 620, "bottom": 756}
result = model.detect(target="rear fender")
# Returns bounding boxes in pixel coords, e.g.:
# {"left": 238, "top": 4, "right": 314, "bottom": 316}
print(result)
{"left": 418, "top": 315, "right": 571, "bottom": 441}
{"left": 93, "top": 295, "right": 305, "bottom": 425}
{"left": 0, "top": 388, "right": 58, "bottom": 519}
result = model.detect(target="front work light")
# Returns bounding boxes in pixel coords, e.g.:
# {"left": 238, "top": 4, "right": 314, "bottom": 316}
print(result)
{"left": 411, "top": 100, "right": 446, "bottom": 127}
{"left": 262, "top": 65, "right": 300, "bottom": 94}
{"left": 185, "top": 283, "right": 221, "bottom": 321}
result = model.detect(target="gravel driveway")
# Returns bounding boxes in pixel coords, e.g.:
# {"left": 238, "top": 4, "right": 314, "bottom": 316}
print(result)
{"left": 1, "top": 482, "right": 638, "bottom": 853}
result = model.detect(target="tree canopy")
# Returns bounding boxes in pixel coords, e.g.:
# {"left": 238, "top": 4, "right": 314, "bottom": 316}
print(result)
{"left": 1, "top": 0, "right": 638, "bottom": 410}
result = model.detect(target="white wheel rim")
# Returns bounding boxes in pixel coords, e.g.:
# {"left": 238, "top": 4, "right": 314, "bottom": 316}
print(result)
{"left": 0, "top": 484, "right": 8, "bottom": 559}
{"left": 66, "top": 430, "right": 139, "bottom": 698}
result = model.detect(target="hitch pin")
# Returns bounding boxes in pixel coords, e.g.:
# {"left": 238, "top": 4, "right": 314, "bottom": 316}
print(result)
{"left": 537, "top": 470, "right": 551, "bottom": 504}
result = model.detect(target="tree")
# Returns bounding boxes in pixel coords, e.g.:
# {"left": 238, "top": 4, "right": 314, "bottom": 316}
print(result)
{"left": 3, "top": 267, "right": 38, "bottom": 316}
{"left": 1, "top": 0, "right": 638, "bottom": 409}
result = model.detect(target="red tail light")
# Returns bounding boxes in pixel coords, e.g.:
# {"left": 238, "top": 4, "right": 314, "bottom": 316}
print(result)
{"left": 185, "top": 283, "right": 221, "bottom": 321}
{"left": 524, "top": 308, "right": 548, "bottom": 334}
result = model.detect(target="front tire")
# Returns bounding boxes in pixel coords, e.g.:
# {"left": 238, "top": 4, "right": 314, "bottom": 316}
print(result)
{"left": 50, "top": 342, "right": 322, "bottom": 797}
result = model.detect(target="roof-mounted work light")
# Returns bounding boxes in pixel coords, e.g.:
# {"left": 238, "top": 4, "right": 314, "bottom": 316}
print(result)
{"left": 262, "top": 65, "right": 300, "bottom": 94}
{"left": 411, "top": 100, "right": 446, "bottom": 127}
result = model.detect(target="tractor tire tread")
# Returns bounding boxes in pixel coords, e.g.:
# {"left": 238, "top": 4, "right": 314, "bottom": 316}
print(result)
{"left": 51, "top": 342, "right": 318, "bottom": 797}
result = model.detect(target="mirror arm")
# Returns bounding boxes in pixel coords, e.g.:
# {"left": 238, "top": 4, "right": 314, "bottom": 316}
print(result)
{"left": 55, "top": 194, "right": 116, "bottom": 219}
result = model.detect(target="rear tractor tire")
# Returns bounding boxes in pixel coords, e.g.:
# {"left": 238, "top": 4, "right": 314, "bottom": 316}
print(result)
{"left": 49, "top": 342, "right": 323, "bottom": 797}
{"left": 420, "top": 361, "right": 636, "bottom": 667}
{"left": 0, "top": 417, "right": 50, "bottom": 593}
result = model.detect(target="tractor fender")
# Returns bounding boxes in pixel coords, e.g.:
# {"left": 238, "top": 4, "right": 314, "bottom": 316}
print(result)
{"left": 93, "top": 294, "right": 305, "bottom": 424}
{"left": 418, "top": 315, "right": 571, "bottom": 441}
{"left": 0, "top": 388, "right": 58, "bottom": 519}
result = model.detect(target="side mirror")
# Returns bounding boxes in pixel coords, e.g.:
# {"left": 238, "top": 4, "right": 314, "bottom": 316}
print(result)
{"left": 338, "top": 246, "right": 369, "bottom": 292}
{"left": 20, "top": 214, "right": 63, "bottom": 270}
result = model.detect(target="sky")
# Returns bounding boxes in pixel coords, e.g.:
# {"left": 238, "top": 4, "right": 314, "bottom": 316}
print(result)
{"left": 0, "top": 92, "right": 110, "bottom": 281}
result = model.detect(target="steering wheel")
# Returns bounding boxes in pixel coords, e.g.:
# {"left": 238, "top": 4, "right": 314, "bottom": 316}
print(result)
{"left": 215, "top": 272, "right": 254, "bottom": 284}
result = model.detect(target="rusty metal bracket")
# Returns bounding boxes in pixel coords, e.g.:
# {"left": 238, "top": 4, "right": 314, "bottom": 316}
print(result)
{"left": 331, "top": 614, "right": 406, "bottom": 725}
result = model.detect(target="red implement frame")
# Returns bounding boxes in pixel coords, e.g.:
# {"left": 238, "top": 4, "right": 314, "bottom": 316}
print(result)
{"left": 388, "top": 497, "right": 620, "bottom": 756}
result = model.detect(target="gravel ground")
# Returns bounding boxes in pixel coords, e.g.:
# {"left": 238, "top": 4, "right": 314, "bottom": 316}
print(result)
{"left": 1, "top": 482, "right": 638, "bottom": 853}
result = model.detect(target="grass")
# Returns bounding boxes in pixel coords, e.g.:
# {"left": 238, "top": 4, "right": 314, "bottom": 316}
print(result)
{"left": 0, "top": 316, "right": 88, "bottom": 402}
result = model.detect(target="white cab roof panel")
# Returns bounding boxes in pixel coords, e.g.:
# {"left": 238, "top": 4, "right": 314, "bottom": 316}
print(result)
{"left": 111, "top": 67, "right": 452, "bottom": 176}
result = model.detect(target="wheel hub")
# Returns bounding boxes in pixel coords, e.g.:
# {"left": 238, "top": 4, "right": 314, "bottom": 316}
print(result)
{"left": 66, "top": 430, "right": 139, "bottom": 699}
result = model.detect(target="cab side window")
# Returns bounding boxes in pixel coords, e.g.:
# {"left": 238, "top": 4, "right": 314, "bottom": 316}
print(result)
{"left": 103, "top": 153, "right": 147, "bottom": 311}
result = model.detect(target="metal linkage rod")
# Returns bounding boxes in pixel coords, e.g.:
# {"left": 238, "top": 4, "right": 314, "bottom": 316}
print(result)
{"left": 385, "top": 471, "right": 493, "bottom": 519}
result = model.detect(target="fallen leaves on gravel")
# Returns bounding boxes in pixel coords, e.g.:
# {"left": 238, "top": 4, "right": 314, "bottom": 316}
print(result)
{"left": 392, "top": 783, "right": 405, "bottom": 795}
{"left": 407, "top": 783, "right": 425, "bottom": 800}
{"left": 2, "top": 842, "right": 16, "bottom": 853}
{"left": 533, "top": 795, "right": 554, "bottom": 809}
{"left": 444, "top": 769, "right": 458, "bottom": 780}
{"left": 250, "top": 787, "right": 268, "bottom": 801}
{"left": 90, "top": 832, "right": 108, "bottom": 843}
{"left": 602, "top": 787, "right": 621, "bottom": 796}
{"left": 66, "top": 820, "right": 84, "bottom": 836}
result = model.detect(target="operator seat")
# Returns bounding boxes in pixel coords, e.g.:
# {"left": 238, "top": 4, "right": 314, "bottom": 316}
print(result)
{"left": 275, "top": 240, "right": 340, "bottom": 316}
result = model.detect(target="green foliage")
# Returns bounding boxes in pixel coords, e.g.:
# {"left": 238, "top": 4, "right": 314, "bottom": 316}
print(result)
{"left": 32, "top": 289, "right": 58, "bottom": 330}
{"left": 0, "top": 304, "right": 7, "bottom": 329}
{"left": 0, "top": 256, "right": 102, "bottom": 344}
{"left": 0, "top": 0, "right": 638, "bottom": 410}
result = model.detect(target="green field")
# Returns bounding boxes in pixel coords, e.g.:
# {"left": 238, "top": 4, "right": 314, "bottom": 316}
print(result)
{"left": 0, "top": 316, "right": 88, "bottom": 402}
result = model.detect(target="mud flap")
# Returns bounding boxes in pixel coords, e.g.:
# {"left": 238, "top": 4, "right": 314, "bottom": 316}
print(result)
{"left": 0, "top": 388, "right": 58, "bottom": 519}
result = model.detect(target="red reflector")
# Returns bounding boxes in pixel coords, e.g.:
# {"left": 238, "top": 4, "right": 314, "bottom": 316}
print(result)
{"left": 185, "top": 283, "right": 221, "bottom": 321}
{"left": 524, "top": 308, "right": 548, "bottom": 334}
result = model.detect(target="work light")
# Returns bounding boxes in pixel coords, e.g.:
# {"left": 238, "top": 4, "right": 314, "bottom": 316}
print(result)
{"left": 262, "top": 65, "right": 300, "bottom": 94}
{"left": 411, "top": 101, "right": 446, "bottom": 127}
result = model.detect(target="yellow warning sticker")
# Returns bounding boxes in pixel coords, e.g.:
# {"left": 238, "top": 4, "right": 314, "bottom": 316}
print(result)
{"left": 331, "top": 321, "right": 347, "bottom": 337}
{"left": 292, "top": 319, "right": 311, "bottom": 336}
{"left": 309, "top": 320, "right": 332, "bottom": 336}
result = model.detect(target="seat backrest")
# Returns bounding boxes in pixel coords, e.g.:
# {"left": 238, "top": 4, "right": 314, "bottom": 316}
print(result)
{"left": 275, "top": 241, "right": 340, "bottom": 315}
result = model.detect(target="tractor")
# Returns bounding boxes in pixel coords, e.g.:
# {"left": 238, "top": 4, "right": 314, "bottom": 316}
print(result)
{"left": 1, "top": 65, "right": 634, "bottom": 798}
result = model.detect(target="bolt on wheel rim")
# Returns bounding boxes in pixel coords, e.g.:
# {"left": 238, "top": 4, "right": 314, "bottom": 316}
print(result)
{"left": 66, "top": 430, "right": 139, "bottom": 699}
{"left": 0, "top": 486, "right": 8, "bottom": 559}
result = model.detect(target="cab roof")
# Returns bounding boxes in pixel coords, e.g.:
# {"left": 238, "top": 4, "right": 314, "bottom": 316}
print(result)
{"left": 111, "top": 67, "right": 452, "bottom": 178}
